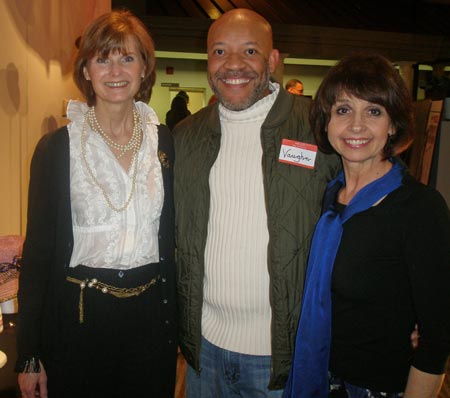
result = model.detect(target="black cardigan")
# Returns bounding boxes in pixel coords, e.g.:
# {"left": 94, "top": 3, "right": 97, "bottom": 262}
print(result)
{"left": 16, "top": 125, "right": 177, "bottom": 369}
{"left": 330, "top": 175, "right": 450, "bottom": 392}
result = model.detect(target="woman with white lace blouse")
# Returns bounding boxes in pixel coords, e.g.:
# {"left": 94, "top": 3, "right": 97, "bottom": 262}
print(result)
{"left": 16, "top": 10, "right": 177, "bottom": 398}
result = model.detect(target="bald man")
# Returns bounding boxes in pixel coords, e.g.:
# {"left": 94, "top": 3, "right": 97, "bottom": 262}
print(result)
{"left": 173, "top": 9, "right": 340, "bottom": 397}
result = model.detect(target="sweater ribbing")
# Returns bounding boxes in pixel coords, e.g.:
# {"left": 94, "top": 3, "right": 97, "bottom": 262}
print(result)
{"left": 202, "top": 87, "right": 278, "bottom": 355}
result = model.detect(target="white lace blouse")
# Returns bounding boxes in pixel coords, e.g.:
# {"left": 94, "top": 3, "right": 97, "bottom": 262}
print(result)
{"left": 67, "top": 100, "right": 163, "bottom": 269}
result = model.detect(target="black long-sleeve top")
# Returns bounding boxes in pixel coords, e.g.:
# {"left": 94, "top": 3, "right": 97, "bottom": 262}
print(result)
{"left": 330, "top": 174, "right": 450, "bottom": 393}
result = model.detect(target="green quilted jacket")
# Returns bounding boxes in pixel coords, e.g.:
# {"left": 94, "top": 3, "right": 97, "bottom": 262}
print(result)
{"left": 173, "top": 88, "right": 341, "bottom": 389}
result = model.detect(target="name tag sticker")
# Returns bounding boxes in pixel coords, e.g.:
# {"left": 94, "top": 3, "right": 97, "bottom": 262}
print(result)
{"left": 279, "top": 139, "right": 318, "bottom": 169}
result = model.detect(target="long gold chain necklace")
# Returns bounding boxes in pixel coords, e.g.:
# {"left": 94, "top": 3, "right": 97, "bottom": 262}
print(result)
{"left": 87, "top": 106, "right": 141, "bottom": 159}
{"left": 81, "top": 107, "right": 142, "bottom": 212}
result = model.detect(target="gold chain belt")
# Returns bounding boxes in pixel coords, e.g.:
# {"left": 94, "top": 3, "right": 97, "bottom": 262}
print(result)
{"left": 66, "top": 274, "right": 160, "bottom": 323}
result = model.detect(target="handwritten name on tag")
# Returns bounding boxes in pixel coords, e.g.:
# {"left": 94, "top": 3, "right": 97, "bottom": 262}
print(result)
{"left": 279, "top": 139, "right": 317, "bottom": 169}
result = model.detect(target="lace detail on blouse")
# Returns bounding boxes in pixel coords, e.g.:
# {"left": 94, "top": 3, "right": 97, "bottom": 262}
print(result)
{"left": 66, "top": 100, "right": 163, "bottom": 269}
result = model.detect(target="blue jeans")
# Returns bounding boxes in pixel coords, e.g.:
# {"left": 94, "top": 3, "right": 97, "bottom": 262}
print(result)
{"left": 187, "top": 337, "right": 284, "bottom": 398}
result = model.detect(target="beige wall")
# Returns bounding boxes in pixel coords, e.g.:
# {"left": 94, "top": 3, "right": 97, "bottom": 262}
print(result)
{"left": 0, "top": 0, "right": 111, "bottom": 236}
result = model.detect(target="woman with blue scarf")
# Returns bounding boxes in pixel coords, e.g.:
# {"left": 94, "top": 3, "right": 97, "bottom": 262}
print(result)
{"left": 284, "top": 53, "right": 450, "bottom": 398}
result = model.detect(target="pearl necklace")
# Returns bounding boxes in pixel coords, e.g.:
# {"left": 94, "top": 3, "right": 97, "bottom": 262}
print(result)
{"left": 87, "top": 106, "right": 141, "bottom": 159}
{"left": 81, "top": 107, "right": 142, "bottom": 212}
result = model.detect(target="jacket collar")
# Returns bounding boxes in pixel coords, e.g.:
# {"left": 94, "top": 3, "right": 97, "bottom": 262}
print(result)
{"left": 262, "top": 88, "right": 297, "bottom": 129}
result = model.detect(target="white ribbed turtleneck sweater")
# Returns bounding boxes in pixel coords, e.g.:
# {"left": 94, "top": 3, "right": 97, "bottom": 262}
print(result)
{"left": 202, "top": 83, "right": 279, "bottom": 355}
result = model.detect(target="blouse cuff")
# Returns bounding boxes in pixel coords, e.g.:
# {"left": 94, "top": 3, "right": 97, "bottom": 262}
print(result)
{"left": 14, "top": 356, "right": 41, "bottom": 373}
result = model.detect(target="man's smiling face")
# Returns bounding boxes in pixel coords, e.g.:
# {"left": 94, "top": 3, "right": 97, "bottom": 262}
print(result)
{"left": 207, "top": 10, "right": 279, "bottom": 111}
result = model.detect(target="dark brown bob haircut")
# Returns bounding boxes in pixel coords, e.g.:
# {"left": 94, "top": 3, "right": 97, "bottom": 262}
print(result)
{"left": 73, "top": 9, "right": 156, "bottom": 106}
{"left": 310, "top": 52, "right": 414, "bottom": 159}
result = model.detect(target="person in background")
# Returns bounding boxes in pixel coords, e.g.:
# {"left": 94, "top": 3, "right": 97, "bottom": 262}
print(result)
{"left": 173, "top": 8, "right": 340, "bottom": 397}
{"left": 207, "top": 94, "right": 218, "bottom": 106}
{"left": 176, "top": 90, "right": 190, "bottom": 104}
{"left": 284, "top": 52, "right": 450, "bottom": 398}
{"left": 421, "top": 62, "right": 450, "bottom": 100}
{"left": 16, "top": 10, "right": 177, "bottom": 398}
{"left": 285, "top": 78, "right": 304, "bottom": 96}
{"left": 165, "top": 90, "right": 191, "bottom": 130}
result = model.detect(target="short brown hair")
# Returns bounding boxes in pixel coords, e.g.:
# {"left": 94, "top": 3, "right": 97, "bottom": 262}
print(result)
{"left": 285, "top": 78, "right": 303, "bottom": 90}
{"left": 310, "top": 52, "right": 413, "bottom": 159}
{"left": 73, "top": 9, "right": 156, "bottom": 106}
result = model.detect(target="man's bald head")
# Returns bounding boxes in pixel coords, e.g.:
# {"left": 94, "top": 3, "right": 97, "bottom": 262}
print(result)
{"left": 206, "top": 9, "right": 279, "bottom": 111}
{"left": 207, "top": 8, "right": 274, "bottom": 51}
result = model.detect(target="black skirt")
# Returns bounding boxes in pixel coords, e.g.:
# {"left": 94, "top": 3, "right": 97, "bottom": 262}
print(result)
{"left": 46, "top": 263, "right": 176, "bottom": 398}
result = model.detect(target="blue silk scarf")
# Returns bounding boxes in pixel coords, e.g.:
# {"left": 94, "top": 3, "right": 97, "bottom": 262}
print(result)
{"left": 283, "top": 160, "right": 405, "bottom": 398}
